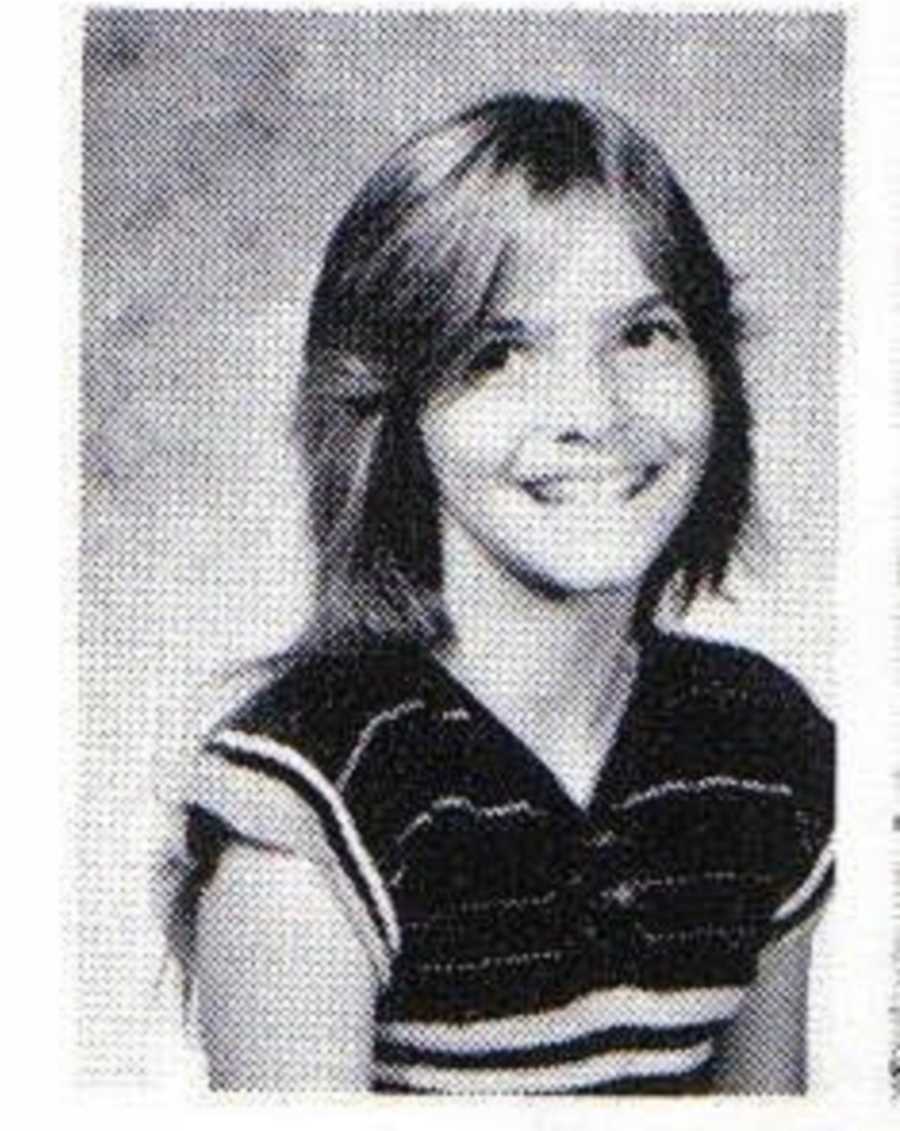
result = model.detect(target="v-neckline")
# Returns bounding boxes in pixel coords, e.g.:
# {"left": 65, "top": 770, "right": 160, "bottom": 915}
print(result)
{"left": 419, "top": 636, "right": 659, "bottom": 822}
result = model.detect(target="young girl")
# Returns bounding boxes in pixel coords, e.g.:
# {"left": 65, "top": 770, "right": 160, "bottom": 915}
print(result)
{"left": 165, "top": 93, "right": 834, "bottom": 1094}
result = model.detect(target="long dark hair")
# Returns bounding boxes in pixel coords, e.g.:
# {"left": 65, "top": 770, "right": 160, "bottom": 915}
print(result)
{"left": 294, "top": 92, "right": 752, "bottom": 656}
{"left": 160, "top": 90, "right": 755, "bottom": 998}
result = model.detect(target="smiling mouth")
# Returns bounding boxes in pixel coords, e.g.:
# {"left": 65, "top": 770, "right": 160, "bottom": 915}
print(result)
{"left": 518, "top": 464, "right": 664, "bottom": 504}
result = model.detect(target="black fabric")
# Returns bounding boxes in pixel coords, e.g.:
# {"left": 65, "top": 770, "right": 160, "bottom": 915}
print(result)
{"left": 199, "top": 630, "right": 834, "bottom": 1088}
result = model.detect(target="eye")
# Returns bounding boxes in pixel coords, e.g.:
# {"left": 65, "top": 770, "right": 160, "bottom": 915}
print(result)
{"left": 621, "top": 317, "right": 684, "bottom": 349}
{"left": 467, "top": 338, "right": 519, "bottom": 375}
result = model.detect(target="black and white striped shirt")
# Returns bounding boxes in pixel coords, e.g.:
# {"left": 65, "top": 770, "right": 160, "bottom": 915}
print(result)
{"left": 183, "top": 631, "right": 834, "bottom": 1094}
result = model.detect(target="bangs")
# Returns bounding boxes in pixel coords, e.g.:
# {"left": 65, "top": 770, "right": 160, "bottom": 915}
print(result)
{"left": 329, "top": 184, "right": 677, "bottom": 404}
{"left": 308, "top": 100, "right": 676, "bottom": 396}
{"left": 310, "top": 158, "right": 529, "bottom": 395}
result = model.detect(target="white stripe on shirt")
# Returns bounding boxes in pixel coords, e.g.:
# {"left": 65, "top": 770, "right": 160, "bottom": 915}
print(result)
{"left": 375, "top": 1038, "right": 714, "bottom": 1093}
{"left": 212, "top": 728, "right": 401, "bottom": 954}
{"left": 189, "top": 752, "right": 394, "bottom": 984}
{"left": 379, "top": 984, "right": 744, "bottom": 1054}
{"left": 617, "top": 775, "right": 794, "bottom": 811}
{"left": 773, "top": 839, "right": 834, "bottom": 923}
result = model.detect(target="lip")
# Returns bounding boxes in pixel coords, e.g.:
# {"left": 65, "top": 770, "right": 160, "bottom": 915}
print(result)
{"left": 515, "top": 462, "right": 663, "bottom": 503}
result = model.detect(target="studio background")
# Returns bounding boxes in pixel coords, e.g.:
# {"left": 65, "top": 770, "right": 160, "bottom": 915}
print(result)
{"left": 78, "top": 9, "right": 843, "bottom": 1087}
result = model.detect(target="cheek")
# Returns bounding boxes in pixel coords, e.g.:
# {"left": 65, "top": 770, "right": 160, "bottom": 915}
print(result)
{"left": 420, "top": 390, "right": 520, "bottom": 488}
{"left": 687, "top": 384, "right": 715, "bottom": 453}
{"left": 633, "top": 370, "right": 713, "bottom": 448}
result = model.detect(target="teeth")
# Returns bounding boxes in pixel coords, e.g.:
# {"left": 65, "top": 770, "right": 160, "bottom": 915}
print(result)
{"left": 522, "top": 471, "right": 646, "bottom": 504}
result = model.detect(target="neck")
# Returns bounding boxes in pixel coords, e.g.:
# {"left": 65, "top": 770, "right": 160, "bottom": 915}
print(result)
{"left": 434, "top": 521, "right": 640, "bottom": 732}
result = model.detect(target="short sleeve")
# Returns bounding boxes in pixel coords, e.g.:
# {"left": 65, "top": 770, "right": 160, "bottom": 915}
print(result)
{"left": 173, "top": 726, "right": 400, "bottom": 987}
{"left": 763, "top": 671, "right": 835, "bottom": 942}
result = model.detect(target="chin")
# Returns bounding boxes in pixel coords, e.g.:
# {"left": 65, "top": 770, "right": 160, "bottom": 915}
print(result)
{"left": 501, "top": 521, "right": 687, "bottom": 598}
{"left": 506, "top": 555, "right": 650, "bottom": 601}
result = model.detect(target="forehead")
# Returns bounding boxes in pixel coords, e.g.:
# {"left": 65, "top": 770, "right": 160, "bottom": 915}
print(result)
{"left": 492, "top": 189, "right": 654, "bottom": 315}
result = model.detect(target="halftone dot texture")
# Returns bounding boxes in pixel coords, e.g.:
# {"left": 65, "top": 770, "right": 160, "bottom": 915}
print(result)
{"left": 80, "top": 9, "right": 841, "bottom": 1091}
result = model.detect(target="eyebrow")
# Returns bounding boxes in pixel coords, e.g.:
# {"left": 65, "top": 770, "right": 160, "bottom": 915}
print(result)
{"left": 483, "top": 294, "right": 679, "bottom": 338}
{"left": 622, "top": 294, "right": 677, "bottom": 319}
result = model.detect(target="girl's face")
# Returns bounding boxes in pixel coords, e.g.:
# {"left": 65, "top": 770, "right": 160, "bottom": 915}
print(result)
{"left": 419, "top": 192, "right": 713, "bottom": 598}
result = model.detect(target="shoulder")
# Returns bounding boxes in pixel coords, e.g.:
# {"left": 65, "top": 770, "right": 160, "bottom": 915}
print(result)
{"left": 186, "top": 644, "right": 443, "bottom": 979}
{"left": 635, "top": 631, "right": 834, "bottom": 849}
{"left": 163, "top": 646, "right": 432, "bottom": 988}
{"left": 645, "top": 631, "right": 833, "bottom": 775}
{"left": 649, "top": 631, "right": 830, "bottom": 714}
{"left": 626, "top": 633, "right": 835, "bottom": 939}
{"left": 214, "top": 644, "right": 432, "bottom": 783}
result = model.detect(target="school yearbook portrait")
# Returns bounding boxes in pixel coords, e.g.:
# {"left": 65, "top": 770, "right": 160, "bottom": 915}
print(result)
{"left": 77, "top": 7, "right": 849, "bottom": 1099}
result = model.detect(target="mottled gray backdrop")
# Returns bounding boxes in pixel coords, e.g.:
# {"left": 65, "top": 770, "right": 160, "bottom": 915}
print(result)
{"left": 79, "top": 9, "right": 843, "bottom": 1085}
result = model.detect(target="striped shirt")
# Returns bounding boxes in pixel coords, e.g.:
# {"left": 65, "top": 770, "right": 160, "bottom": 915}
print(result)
{"left": 181, "top": 631, "right": 834, "bottom": 1094}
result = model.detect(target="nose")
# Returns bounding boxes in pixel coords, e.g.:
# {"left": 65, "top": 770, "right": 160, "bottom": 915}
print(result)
{"left": 546, "top": 351, "right": 626, "bottom": 445}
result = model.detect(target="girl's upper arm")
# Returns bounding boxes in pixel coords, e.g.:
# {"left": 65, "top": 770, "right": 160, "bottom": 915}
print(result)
{"left": 712, "top": 654, "right": 834, "bottom": 1095}
{"left": 714, "top": 919, "right": 814, "bottom": 1095}
{"left": 195, "top": 841, "right": 378, "bottom": 1091}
